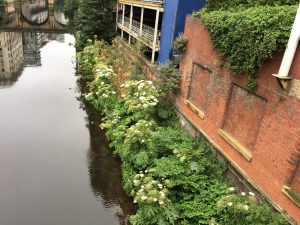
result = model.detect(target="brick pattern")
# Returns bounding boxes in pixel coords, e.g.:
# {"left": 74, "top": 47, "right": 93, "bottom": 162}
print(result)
{"left": 187, "top": 63, "right": 212, "bottom": 113}
{"left": 177, "top": 17, "right": 300, "bottom": 223}
{"left": 223, "top": 85, "right": 267, "bottom": 151}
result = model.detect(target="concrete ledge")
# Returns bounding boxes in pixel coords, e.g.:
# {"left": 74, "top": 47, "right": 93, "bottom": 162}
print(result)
{"left": 218, "top": 129, "right": 252, "bottom": 162}
{"left": 282, "top": 186, "right": 300, "bottom": 208}
{"left": 184, "top": 99, "right": 205, "bottom": 120}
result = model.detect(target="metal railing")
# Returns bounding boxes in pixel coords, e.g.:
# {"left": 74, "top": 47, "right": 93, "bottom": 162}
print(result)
{"left": 117, "top": 16, "right": 160, "bottom": 47}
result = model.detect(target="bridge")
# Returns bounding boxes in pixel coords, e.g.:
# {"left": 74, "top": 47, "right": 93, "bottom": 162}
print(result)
{"left": 1, "top": 0, "right": 68, "bottom": 32}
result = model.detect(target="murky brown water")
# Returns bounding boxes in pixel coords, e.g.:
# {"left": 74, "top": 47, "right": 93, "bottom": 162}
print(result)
{"left": 0, "top": 32, "right": 133, "bottom": 225}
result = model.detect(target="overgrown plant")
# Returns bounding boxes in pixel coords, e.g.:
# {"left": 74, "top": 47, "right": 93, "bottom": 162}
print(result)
{"left": 195, "top": 3, "right": 297, "bottom": 76}
{"left": 173, "top": 33, "right": 188, "bottom": 53}
{"left": 133, "top": 40, "right": 146, "bottom": 55}
{"left": 205, "top": 0, "right": 298, "bottom": 11}
{"left": 79, "top": 39, "right": 289, "bottom": 225}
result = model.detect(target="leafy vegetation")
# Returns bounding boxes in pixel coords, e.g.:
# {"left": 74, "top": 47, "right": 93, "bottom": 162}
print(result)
{"left": 206, "top": 0, "right": 298, "bottom": 11}
{"left": 63, "top": 0, "right": 116, "bottom": 50}
{"left": 0, "top": 0, "right": 6, "bottom": 25}
{"left": 194, "top": 2, "right": 298, "bottom": 76}
{"left": 173, "top": 33, "right": 188, "bottom": 53}
{"left": 78, "top": 39, "right": 289, "bottom": 225}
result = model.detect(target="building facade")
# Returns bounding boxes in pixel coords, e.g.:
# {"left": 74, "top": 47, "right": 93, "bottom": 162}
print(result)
{"left": 0, "top": 32, "right": 24, "bottom": 85}
{"left": 116, "top": 0, "right": 205, "bottom": 63}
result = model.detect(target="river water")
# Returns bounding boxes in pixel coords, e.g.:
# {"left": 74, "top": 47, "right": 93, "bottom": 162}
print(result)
{"left": 0, "top": 32, "right": 133, "bottom": 225}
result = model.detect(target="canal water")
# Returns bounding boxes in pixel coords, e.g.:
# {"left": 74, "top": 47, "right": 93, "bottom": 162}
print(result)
{"left": 0, "top": 32, "right": 133, "bottom": 225}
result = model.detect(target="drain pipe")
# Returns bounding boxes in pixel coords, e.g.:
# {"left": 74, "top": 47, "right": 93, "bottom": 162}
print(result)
{"left": 273, "top": 3, "right": 300, "bottom": 89}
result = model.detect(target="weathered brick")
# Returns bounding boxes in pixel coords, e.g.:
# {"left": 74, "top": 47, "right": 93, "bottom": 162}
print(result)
{"left": 178, "top": 17, "right": 300, "bottom": 223}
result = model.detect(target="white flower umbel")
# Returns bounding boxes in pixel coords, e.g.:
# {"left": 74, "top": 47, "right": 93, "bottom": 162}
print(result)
{"left": 227, "top": 202, "right": 233, "bottom": 206}
{"left": 228, "top": 187, "right": 236, "bottom": 192}
{"left": 243, "top": 205, "right": 249, "bottom": 211}
{"left": 131, "top": 170, "right": 171, "bottom": 205}
{"left": 121, "top": 80, "right": 159, "bottom": 113}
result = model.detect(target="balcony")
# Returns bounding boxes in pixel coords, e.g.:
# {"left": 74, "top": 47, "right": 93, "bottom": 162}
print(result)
{"left": 117, "top": 16, "right": 160, "bottom": 50}
{"left": 118, "top": 0, "right": 164, "bottom": 9}
{"left": 130, "top": 0, "right": 164, "bottom": 4}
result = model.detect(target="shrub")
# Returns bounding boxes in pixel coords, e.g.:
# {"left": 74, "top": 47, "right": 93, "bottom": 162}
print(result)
{"left": 195, "top": 5, "right": 297, "bottom": 75}
{"left": 211, "top": 190, "right": 288, "bottom": 225}
{"left": 79, "top": 39, "right": 289, "bottom": 225}
{"left": 206, "top": 0, "right": 298, "bottom": 11}
{"left": 173, "top": 33, "right": 188, "bottom": 52}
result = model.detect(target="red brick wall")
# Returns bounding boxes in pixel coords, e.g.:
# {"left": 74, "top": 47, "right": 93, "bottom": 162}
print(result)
{"left": 187, "top": 63, "right": 212, "bottom": 112}
{"left": 178, "top": 17, "right": 300, "bottom": 223}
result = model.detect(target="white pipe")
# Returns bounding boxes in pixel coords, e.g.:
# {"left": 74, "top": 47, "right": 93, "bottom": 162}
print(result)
{"left": 151, "top": 8, "right": 160, "bottom": 63}
{"left": 276, "top": 3, "right": 300, "bottom": 78}
{"left": 116, "top": 3, "right": 119, "bottom": 31}
{"left": 139, "top": 7, "right": 144, "bottom": 37}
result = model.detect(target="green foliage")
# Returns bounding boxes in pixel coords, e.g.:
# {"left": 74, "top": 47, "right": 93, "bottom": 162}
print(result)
{"left": 79, "top": 39, "right": 289, "bottom": 225}
{"left": 156, "top": 62, "right": 181, "bottom": 94}
{"left": 211, "top": 191, "right": 289, "bottom": 225}
{"left": 246, "top": 78, "right": 258, "bottom": 89}
{"left": 173, "top": 33, "right": 188, "bottom": 52}
{"left": 131, "top": 169, "right": 171, "bottom": 205}
{"left": 121, "top": 80, "right": 159, "bottom": 118}
{"left": 196, "top": 5, "right": 297, "bottom": 75}
{"left": 205, "top": 0, "right": 298, "bottom": 11}
{"left": 121, "top": 163, "right": 135, "bottom": 192}
{"left": 130, "top": 61, "right": 143, "bottom": 80}
{"left": 132, "top": 40, "right": 146, "bottom": 55}
{"left": 77, "top": 40, "right": 98, "bottom": 78}
{"left": 130, "top": 204, "right": 179, "bottom": 225}
{"left": 64, "top": 0, "right": 116, "bottom": 50}
{"left": 85, "top": 63, "right": 117, "bottom": 110}
{"left": 0, "top": 0, "right": 6, "bottom": 25}
{"left": 63, "top": 0, "right": 79, "bottom": 19}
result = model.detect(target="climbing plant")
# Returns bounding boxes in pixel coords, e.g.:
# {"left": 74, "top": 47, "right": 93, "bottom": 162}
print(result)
{"left": 205, "top": 0, "right": 299, "bottom": 11}
{"left": 195, "top": 5, "right": 297, "bottom": 75}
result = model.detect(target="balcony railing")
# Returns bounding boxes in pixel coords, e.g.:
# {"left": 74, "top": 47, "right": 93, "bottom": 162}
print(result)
{"left": 119, "top": 0, "right": 164, "bottom": 4}
{"left": 117, "top": 16, "right": 160, "bottom": 48}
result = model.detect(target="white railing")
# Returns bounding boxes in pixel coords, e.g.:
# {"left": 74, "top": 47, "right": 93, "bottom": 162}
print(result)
{"left": 138, "top": 0, "right": 164, "bottom": 4}
{"left": 121, "top": 0, "right": 164, "bottom": 4}
{"left": 118, "top": 16, "right": 160, "bottom": 47}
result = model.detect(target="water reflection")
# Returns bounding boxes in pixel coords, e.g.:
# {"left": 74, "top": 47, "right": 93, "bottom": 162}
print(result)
{"left": 55, "top": 0, "right": 69, "bottom": 25}
{"left": 83, "top": 102, "right": 134, "bottom": 224}
{"left": 2, "top": 0, "right": 68, "bottom": 25}
{"left": 0, "top": 32, "right": 23, "bottom": 87}
{"left": 0, "top": 31, "right": 63, "bottom": 87}
{"left": 21, "top": 0, "right": 48, "bottom": 24}
{"left": 0, "top": 32, "right": 134, "bottom": 225}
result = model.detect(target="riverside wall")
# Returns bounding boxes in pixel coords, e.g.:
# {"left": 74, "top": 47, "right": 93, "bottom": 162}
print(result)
{"left": 177, "top": 17, "right": 300, "bottom": 224}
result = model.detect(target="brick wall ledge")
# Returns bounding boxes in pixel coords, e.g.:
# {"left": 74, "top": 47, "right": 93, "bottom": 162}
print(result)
{"left": 184, "top": 99, "right": 205, "bottom": 120}
{"left": 218, "top": 129, "right": 252, "bottom": 162}
{"left": 175, "top": 103, "right": 295, "bottom": 224}
{"left": 282, "top": 186, "right": 300, "bottom": 208}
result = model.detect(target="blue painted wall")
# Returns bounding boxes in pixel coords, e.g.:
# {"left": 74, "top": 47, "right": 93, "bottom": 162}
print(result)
{"left": 157, "top": 0, "right": 206, "bottom": 64}
{"left": 157, "top": 0, "right": 179, "bottom": 64}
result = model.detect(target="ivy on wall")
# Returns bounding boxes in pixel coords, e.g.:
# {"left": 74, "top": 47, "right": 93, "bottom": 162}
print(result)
{"left": 205, "top": 0, "right": 298, "bottom": 11}
{"left": 194, "top": 2, "right": 298, "bottom": 76}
